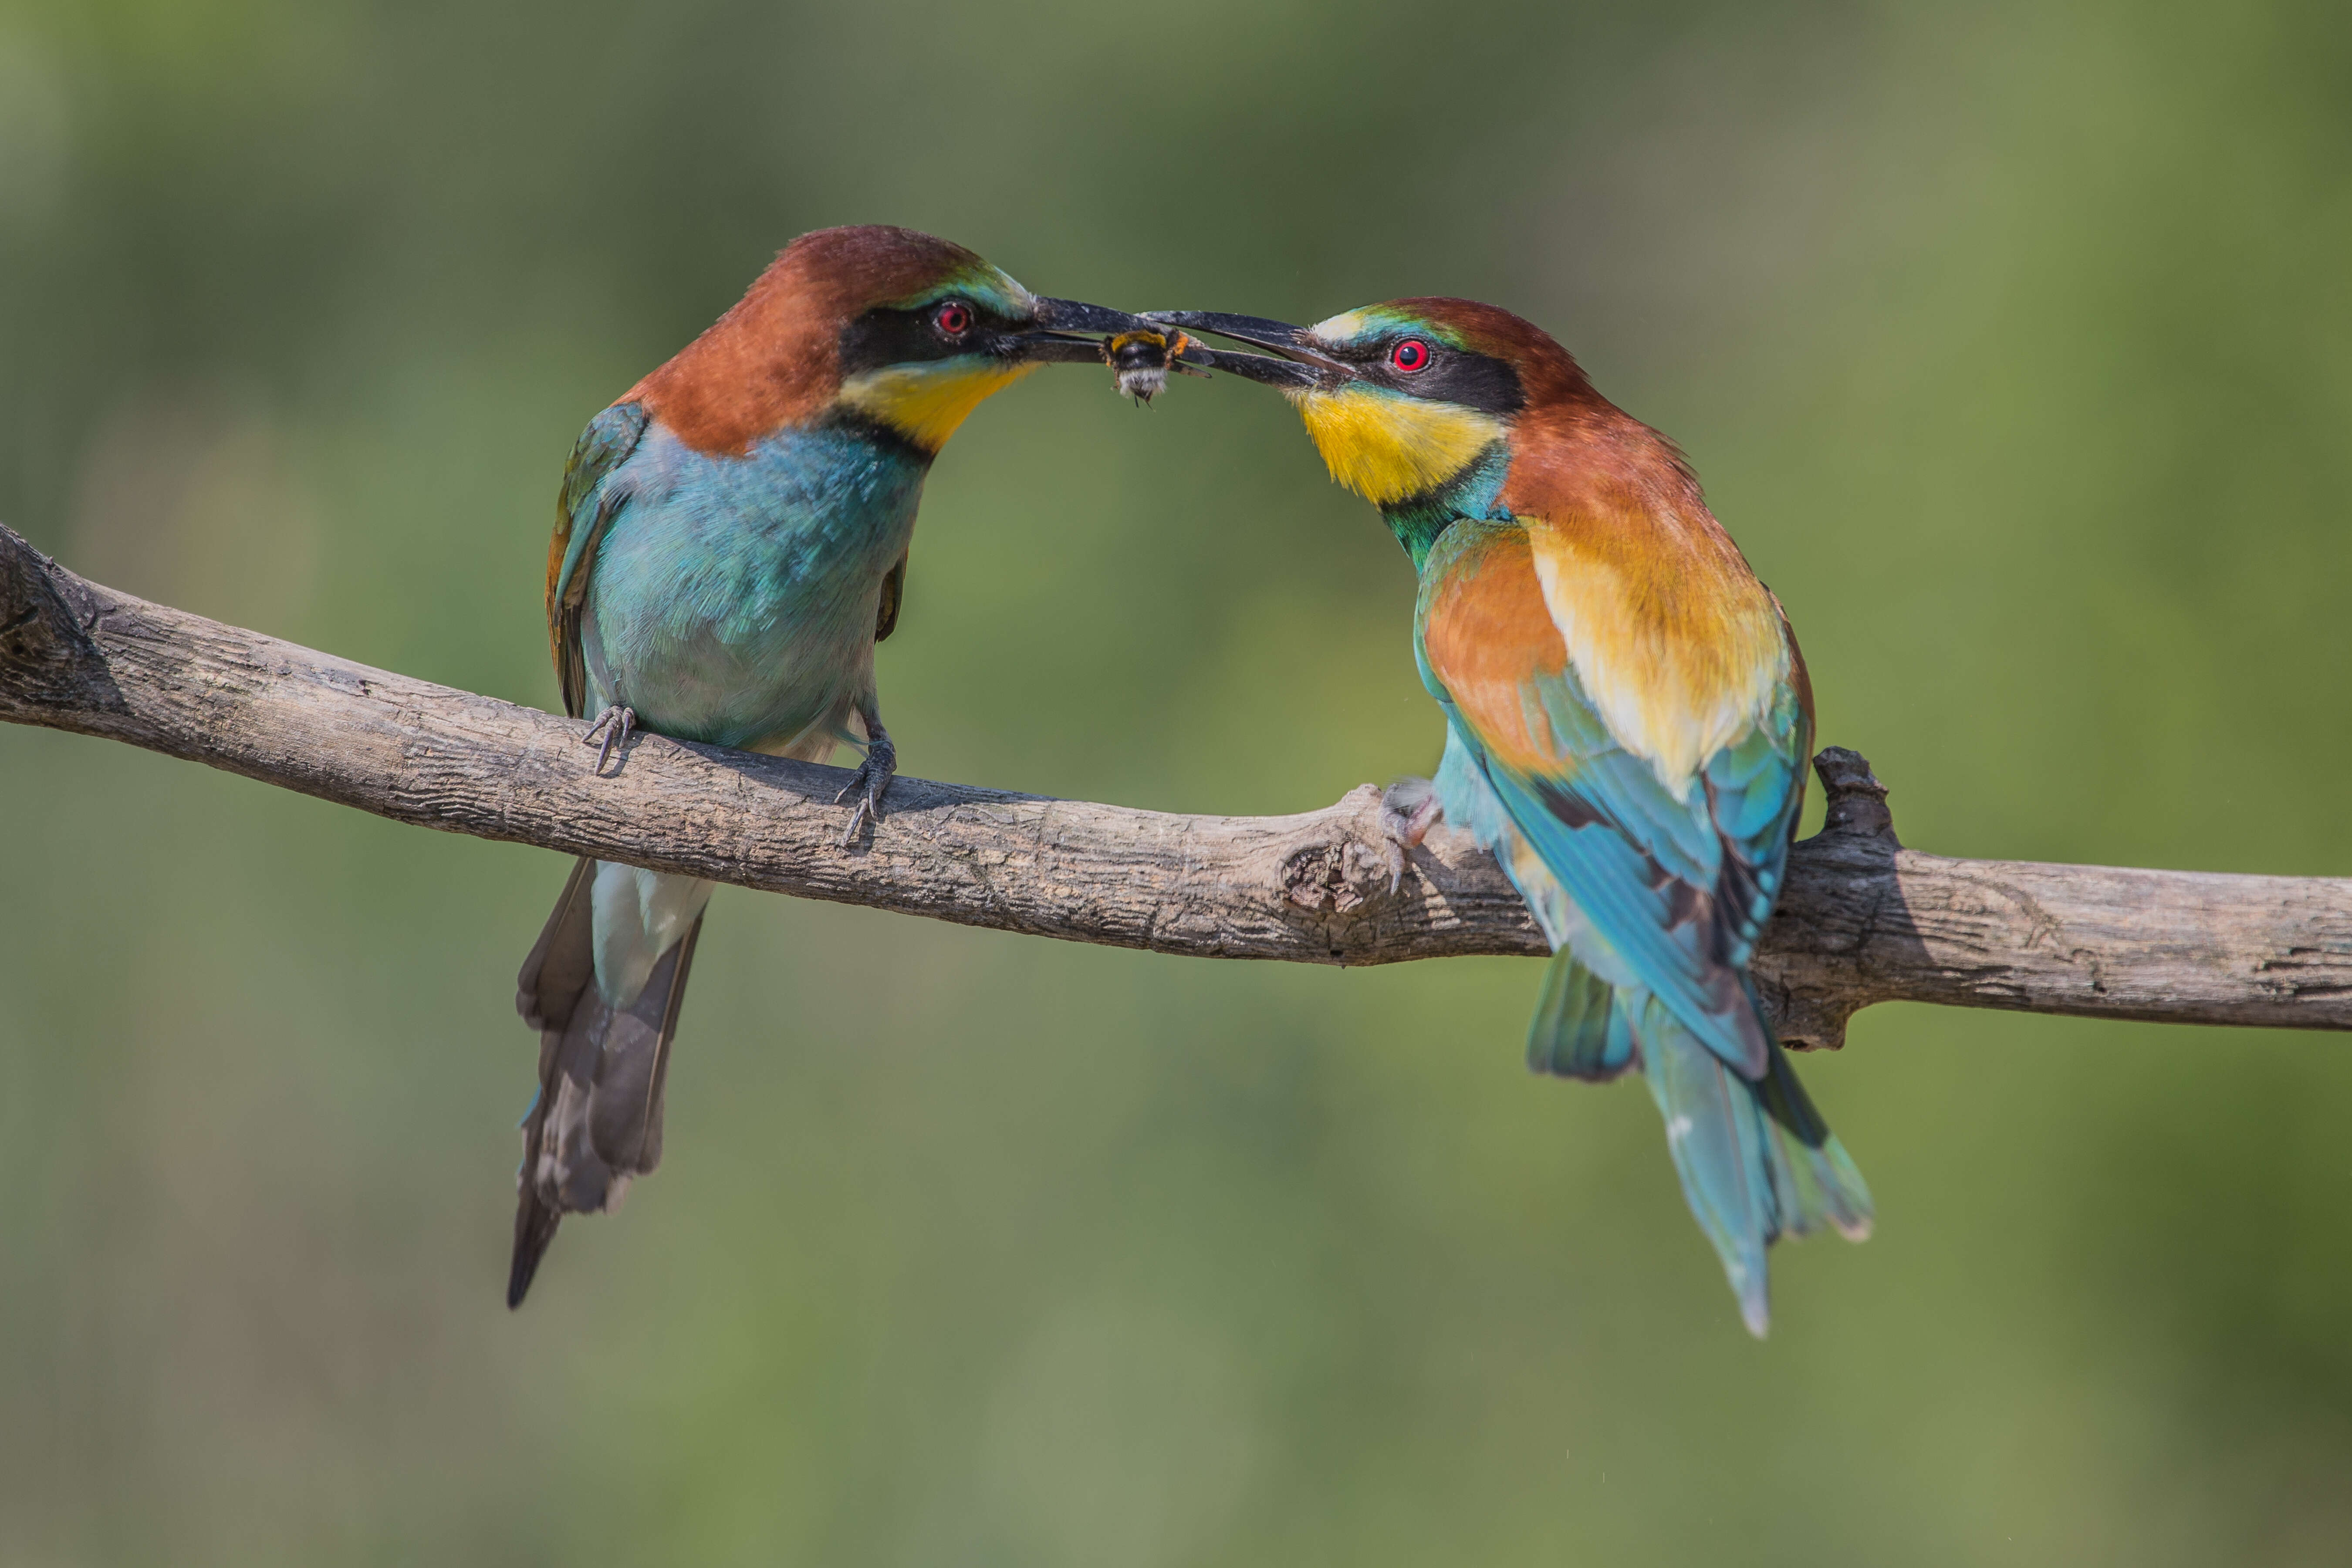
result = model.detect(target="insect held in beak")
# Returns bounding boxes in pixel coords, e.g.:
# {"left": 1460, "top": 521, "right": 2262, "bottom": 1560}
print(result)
{"left": 1102, "top": 328, "right": 1209, "bottom": 405}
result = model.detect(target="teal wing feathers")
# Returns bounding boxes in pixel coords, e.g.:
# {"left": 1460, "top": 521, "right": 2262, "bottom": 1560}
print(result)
{"left": 545, "top": 400, "right": 650, "bottom": 719}
{"left": 1415, "top": 519, "right": 1810, "bottom": 1078}
{"left": 1525, "top": 949, "right": 1637, "bottom": 1079}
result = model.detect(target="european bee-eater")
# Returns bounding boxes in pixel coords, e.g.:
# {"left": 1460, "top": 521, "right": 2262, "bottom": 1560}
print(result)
{"left": 511, "top": 225, "right": 1150, "bottom": 1306}
{"left": 1156, "top": 300, "right": 1871, "bottom": 1334}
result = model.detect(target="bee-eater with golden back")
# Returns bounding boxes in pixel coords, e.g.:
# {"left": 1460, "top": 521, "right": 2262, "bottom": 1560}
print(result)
{"left": 512, "top": 225, "right": 1152, "bottom": 1306}
{"left": 1156, "top": 300, "right": 1872, "bottom": 1334}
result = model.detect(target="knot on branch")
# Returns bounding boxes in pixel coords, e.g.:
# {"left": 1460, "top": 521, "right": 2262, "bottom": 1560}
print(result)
{"left": 1815, "top": 745, "right": 1897, "bottom": 844}
{"left": 1754, "top": 746, "right": 1906, "bottom": 1053}
{"left": 1282, "top": 855, "right": 1390, "bottom": 915}
{"left": 1280, "top": 784, "right": 1403, "bottom": 915}
{"left": 1281, "top": 841, "right": 1396, "bottom": 912}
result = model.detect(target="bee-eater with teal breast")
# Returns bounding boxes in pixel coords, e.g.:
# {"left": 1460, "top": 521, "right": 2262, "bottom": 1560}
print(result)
{"left": 511, "top": 225, "right": 1150, "bottom": 1307}
{"left": 1156, "top": 299, "right": 1872, "bottom": 1334}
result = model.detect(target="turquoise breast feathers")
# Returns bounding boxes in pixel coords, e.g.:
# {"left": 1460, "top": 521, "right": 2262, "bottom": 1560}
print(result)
{"left": 577, "top": 419, "right": 929, "bottom": 752}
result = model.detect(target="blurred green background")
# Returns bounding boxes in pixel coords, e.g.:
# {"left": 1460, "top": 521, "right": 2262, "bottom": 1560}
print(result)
{"left": 4, "top": 0, "right": 2351, "bottom": 1562}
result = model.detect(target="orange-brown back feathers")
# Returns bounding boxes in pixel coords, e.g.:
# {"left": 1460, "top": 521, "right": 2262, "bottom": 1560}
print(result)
{"left": 1499, "top": 375, "right": 1786, "bottom": 785}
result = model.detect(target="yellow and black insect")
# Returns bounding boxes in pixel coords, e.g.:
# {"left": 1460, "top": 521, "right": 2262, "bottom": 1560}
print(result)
{"left": 1102, "top": 327, "right": 1209, "bottom": 405}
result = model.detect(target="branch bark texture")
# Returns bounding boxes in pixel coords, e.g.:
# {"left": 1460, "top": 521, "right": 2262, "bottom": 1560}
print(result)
{"left": 4, "top": 523, "right": 2347, "bottom": 1049}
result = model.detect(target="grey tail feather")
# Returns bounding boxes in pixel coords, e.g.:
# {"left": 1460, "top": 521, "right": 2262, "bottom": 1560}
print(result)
{"left": 507, "top": 860, "right": 704, "bottom": 1308}
{"left": 517, "top": 857, "right": 598, "bottom": 1032}
{"left": 508, "top": 1187, "right": 561, "bottom": 1309}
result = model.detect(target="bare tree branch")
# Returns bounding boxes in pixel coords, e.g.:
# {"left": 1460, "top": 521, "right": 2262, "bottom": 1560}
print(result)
{"left": 4, "top": 522, "right": 2347, "bottom": 1048}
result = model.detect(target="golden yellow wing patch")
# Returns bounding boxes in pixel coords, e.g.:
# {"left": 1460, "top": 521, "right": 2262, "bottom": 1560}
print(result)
{"left": 1521, "top": 507, "right": 1786, "bottom": 790}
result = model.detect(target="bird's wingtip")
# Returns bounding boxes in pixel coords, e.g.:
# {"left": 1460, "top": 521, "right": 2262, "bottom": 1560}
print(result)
{"left": 507, "top": 1196, "right": 560, "bottom": 1309}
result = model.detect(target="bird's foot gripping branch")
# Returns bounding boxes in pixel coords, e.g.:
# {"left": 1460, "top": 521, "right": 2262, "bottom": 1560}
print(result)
{"left": 4, "top": 520, "right": 2350, "bottom": 1045}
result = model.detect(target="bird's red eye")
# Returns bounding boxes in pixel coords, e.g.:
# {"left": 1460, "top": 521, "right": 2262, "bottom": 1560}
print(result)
{"left": 933, "top": 301, "right": 973, "bottom": 336}
{"left": 1390, "top": 338, "right": 1431, "bottom": 373}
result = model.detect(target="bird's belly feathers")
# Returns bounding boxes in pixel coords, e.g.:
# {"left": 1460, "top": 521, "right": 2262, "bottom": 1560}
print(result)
{"left": 581, "top": 423, "right": 927, "bottom": 750}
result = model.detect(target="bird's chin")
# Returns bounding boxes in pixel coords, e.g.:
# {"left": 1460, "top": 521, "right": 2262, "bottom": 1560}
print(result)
{"left": 1293, "top": 387, "right": 1508, "bottom": 507}
{"left": 838, "top": 359, "right": 1039, "bottom": 452}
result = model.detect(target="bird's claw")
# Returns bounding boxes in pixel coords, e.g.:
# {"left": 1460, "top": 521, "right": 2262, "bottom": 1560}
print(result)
{"left": 832, "top": 732, "right": 896, "bottom": 847}
{"left": 836, "top": 789, "right": 879, "bottom": 846}
{"left": 582, "top": 706, "right": 636, "bottom": 775}
{"left": 1378, "top": 776, "right": 1443, "bottom": 893}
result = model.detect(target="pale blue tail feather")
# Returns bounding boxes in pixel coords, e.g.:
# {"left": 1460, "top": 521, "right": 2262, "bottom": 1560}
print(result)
{"left": 1525, "top": 964, "right": 1871, "bottom": 1335}
{"left": 1635, "top": 993, "right": 1872, "bottom": 1337}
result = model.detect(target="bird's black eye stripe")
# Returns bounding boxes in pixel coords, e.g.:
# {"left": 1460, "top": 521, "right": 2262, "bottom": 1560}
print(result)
{"left": 839, "top": 302, "right": 1004, "bottom": 373}
{"left": 1369, "top": 337, "right": 1524, "bottom": 416}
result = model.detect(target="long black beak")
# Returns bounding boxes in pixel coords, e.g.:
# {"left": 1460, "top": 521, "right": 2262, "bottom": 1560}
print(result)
{"left": 1008, "top": 299, "right": 1309, "bottom": 392}
{"left": 1010, "top": 297, "right": 1162, "bottom": 363}
{"left": 1142, "top": 311, "right": 1349, "bottom": 388}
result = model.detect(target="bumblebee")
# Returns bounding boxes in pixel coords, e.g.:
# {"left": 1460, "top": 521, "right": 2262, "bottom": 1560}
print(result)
{"left": 1102, "top": 327, "right": 1207, "bottom": 404}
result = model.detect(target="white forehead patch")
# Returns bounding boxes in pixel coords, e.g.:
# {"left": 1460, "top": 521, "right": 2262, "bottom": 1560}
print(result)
{"left": 1310, "top": 309, "right": 1369, "bottom": 344}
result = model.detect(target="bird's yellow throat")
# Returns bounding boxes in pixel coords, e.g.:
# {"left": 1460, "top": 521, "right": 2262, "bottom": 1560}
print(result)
{"left": 1289, "top": 386, "right": 1508, "bottom": 506}
{"left": 841, "top": 359, "right": 1040, "bottom": 452}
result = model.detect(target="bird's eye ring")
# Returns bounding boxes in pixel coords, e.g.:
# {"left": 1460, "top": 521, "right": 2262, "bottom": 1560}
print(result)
{"left": 1390, "top": 338, "right": 1431, "bottom": 373}
{"left": 933, "top": 300, "right": 974, "bottom": 337}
